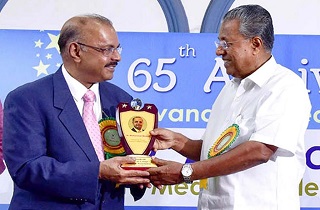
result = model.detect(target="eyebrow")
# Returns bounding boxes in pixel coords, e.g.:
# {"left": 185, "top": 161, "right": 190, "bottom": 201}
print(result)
{"left": 100, "top": 43, "right": 121, "bottom": 48}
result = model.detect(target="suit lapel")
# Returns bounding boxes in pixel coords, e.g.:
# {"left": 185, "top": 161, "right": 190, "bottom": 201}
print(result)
{"left": 99, "top": 83, "right": 115, "bottom": 118}
{"left": 52, "top": 68, "right": 98, "bottom": 161}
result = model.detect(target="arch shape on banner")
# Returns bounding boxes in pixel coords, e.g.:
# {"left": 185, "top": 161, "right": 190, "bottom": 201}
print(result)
{"left": 157, "top": 0, "right": 189, "bottom": 32}
{"left": 0, "top": 0, "right": 233, "bottom": 33}
{"left": 200, "top": 0, "right": 234, "bottom": 33}
{"left": 0, "top": 0, "right": 189, "bottom": 33}
{"left": 0, "top": 0, "right": 7, "bottom": 12}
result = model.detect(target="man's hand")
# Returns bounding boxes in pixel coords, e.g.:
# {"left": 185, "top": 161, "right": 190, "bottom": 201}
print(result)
{"left": 150, "top": 128, "right": 178, "bottom": 152}
{"left": 147, "top": 157, "right": 183, "bottom": 188}
{"left": 99, "top": 156, "right": 150, "bottom": 185}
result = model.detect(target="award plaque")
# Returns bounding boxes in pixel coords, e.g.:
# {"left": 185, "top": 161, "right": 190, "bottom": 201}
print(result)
{"left": 116, "top": 98, "right": 158, "bottom": 170}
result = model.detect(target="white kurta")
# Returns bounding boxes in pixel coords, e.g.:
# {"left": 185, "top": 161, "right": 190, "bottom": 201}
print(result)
{"left": 198, "top": 57, "right": 311, "bottom": 210}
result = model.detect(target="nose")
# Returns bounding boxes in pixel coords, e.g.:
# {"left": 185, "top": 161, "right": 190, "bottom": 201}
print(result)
{"left": 112, "top": 49, "right": 121, "bottom": 61}
{"left": 215, "top": 47, "right": 225, "bottom": 56}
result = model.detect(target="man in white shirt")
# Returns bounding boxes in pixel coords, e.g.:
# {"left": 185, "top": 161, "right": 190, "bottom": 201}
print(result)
{"left": 148, "top": 4, "right": 311, "bottom": 210}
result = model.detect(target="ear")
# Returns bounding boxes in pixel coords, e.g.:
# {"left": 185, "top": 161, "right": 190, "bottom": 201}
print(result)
{"left": 251, "top": 36, "right": 263, "bottom": 54}
{"left": 69, "top": 42, "right": 81, "bottom": 62}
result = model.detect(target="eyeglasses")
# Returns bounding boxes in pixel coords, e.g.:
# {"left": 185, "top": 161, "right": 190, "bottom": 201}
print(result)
{"left": 77, "top": 42, "right": 122, "bottom": 56}
{"left": 214, "top": 39, "right": 248, "bottom": 50}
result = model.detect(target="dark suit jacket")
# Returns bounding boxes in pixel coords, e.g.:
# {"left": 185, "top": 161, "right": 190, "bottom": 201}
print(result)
{"left": 131, "top": 128, "right": 144, "bottom": 133}
{"left": 0, "top": 100, "right": 5, "bottom": 174}
{"left": 3, "top": 68, "right": 145, "bottom": 210}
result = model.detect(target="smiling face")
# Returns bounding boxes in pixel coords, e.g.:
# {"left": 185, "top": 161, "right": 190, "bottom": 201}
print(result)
{"left": 216, "top": 19, "right": 256, "bottom": 79}
{"left": 62, "top": 16, "right": 121, "bottom": 88}
{"left": 76, "top": 21, "right": 121, "bottom": 87}
{"left": 132, "top": 117, "right": 143, "bottom": 131}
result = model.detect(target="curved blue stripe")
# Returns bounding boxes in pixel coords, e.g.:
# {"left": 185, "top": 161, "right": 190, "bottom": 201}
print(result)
{"left": 0, "top": 0, "right": 8, "bottom": 12}
{"left": 200, "top": 0, "right": 235, "bottom": 33}
{"left": 157, "top": 0, "right": 189, "bottom": 32}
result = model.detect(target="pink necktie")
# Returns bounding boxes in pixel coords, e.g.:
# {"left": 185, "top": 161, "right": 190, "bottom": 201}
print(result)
{"left": 82, "top": 90, "right": 104, "bottom": 161}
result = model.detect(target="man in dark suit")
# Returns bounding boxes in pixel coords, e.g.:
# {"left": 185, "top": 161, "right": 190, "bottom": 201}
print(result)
{"left": 3, "top": 14, "right": 149, "bottom": 210}
{"left": 0, "top": 100, "right": 5, "bottom": 174}
{"left": 131, "top": 116, "right": 144, "bottom": 133}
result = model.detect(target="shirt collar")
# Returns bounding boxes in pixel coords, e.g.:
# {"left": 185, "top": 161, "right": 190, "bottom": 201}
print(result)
{"left": 246, "top": 56, "right": 277, "bottom": 88}
{"left": 62, "top": 65, "right": 99, "bottom": 102}
{"left": 231, "top": 56, "right": 277, "bottom": 89}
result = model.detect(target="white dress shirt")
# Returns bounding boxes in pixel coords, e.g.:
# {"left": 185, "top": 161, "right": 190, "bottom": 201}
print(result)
{"left": 198, "top": 56, "right": 311, "bottom": 210}
{"left": 62, "top": 65, "right": 102, "bottom": 121}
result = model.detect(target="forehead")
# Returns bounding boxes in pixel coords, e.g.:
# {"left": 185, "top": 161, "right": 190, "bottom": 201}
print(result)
{"left": 218, "top": 19, "right": 242, "bottom": 40}
{"left": 83, "top": 21, "right": 118, "bottom": 45}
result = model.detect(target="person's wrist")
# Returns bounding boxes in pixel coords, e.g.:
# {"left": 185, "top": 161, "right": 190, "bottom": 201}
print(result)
{"left": 172, "top": 132, "right": 186, "bottom": 152}
{"left": 181, "top": 163, "right": 193, "bottom": 184}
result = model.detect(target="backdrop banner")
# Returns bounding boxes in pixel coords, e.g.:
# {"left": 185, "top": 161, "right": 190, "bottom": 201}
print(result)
{"left": 0, "top": 30, "right": 319, "bottom": 209}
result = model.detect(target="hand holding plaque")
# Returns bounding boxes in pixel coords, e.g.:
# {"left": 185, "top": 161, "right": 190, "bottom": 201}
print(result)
{"left": 116, "top": 98, "right": 157, "bottom": 170}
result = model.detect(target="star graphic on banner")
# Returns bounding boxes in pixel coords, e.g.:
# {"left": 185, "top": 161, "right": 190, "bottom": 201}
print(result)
{"left": 31, "top": 30, "right": 62, "bottom": 77}
{"left": 34, "top": 39, "right": 44, "bottom": 48}
{"left": 33, "top": 60, "right": 50, "bottom": 77}
{"left": 46, "top": 53, "right": 52, "bottom": 59}
{"left": 46, "top": 33, "right": 60, "bottom": 53}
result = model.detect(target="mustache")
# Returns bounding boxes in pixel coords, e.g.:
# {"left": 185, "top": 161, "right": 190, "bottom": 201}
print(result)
{"left": 105, "top": 62, "right": 118, "bottom": 67}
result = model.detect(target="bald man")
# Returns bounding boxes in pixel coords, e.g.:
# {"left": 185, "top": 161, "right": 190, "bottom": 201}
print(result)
{"left": 3, "top": 14, "right": 149, "bottom": 210}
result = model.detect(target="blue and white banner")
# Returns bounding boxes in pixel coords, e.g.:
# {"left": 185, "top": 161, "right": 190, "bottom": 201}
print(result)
{"left": 0, "top": 30, "right": 319, "bottom": 209}
{"left": 1, "top": 31, "right": 319, "bottom": 128}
